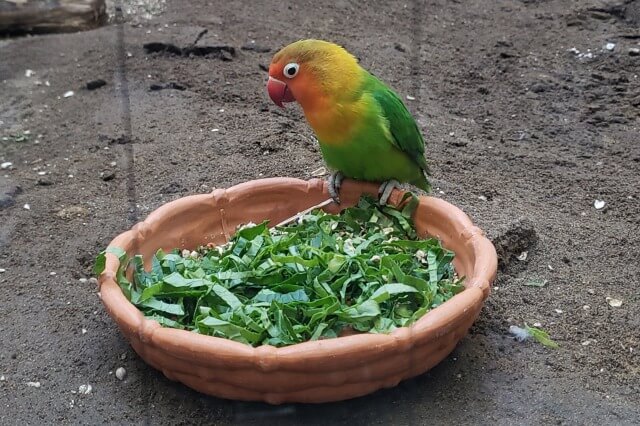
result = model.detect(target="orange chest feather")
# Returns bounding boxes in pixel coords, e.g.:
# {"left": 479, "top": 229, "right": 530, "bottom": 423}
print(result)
{"left": 302, "top": 96, "right": 371, "bottom": 145}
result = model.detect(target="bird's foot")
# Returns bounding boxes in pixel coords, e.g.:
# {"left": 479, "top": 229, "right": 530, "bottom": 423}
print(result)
{"left": 328, "top": 171, "right": 344, "bottom": 204}
{"left": 378, "top": 179, "right": 400, "bottom": 205}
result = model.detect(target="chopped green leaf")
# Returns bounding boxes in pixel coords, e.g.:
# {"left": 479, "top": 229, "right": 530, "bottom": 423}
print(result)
{"left": 104, "top": 194, "right": 464, "bottom": 347}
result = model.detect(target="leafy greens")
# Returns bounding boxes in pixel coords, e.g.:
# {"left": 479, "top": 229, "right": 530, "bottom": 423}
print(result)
{"left": 95, "top": 195, "right": 464, "bottom": 347}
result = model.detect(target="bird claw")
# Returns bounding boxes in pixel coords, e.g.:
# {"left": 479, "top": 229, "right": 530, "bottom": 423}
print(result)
{"left": 378, "top": 179, "right": 399, "bottom": 205}
{"left": 328, "top": 171, "right": 344, "bottom": 204}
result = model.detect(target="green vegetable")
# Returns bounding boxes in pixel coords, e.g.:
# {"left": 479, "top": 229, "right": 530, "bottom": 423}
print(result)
{"left": 96, "top": 195, "right": 465, "bottom": 347}
{"left": 525, "top": 325, "right": 560, "bottom": 349}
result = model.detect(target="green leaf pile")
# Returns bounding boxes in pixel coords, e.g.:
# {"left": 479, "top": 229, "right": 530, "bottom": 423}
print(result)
{"left": 95, "top": 195, "right": 465, "bottom": 347}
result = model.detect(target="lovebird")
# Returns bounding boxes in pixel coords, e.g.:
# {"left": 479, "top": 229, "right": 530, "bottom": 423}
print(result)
{"left": 267, "top": 39, "right": 430, "bottom": 204}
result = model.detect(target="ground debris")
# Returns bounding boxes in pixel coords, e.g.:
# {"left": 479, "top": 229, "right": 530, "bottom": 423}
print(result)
{"left": 491, "top": 218, "right": 538, "bottom": 271}
{"left": 4, "top": 189, "right": 24, "bottom": 209}
{"left": 86, "top": 79, "right": 106, "bottom": 90}
{"left": 143, "top": 42, "right": 235, "bottom": 60}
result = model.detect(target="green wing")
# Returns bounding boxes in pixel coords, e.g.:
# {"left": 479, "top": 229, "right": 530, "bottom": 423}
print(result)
{"left": 369, "top": 77, "right": 430, "bottom": 176}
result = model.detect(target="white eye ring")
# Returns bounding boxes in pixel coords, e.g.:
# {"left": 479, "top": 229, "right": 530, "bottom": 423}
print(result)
{"left": 283, "top": 63, "right": 299, "bottom": 78}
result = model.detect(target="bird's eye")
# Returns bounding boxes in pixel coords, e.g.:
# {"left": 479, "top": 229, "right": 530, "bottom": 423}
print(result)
{"left": 283, "top": 63, "right": 299, "bottom": 78}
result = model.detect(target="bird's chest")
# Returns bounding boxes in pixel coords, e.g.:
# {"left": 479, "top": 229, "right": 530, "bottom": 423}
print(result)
{"left": 305, "top": 108, "right": 360, "bottom": 144}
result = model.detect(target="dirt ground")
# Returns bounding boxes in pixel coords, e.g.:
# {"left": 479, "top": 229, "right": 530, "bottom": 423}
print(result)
{"left": 1, "top": 0, "right": 639, "bottom": 424}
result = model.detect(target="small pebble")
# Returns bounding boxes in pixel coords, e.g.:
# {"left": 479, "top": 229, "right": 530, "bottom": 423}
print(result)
{"left": 50, "top": 271, "right": 56, "bottom": 276}
{"left": 583, "top": 305, "right": 590, "bottom": 310}
{"left": 606, "top": 297, "right": 623, "bottom": 307}
{"left": 605, "top": 42, "right": 616, "bottom": 51}
{"left": 81, "top": 328, "right": 87, "bottom": 334}
{"left": 86, "top": 79, "right": 106, "bottom": 90}
{"left": 587, "top": 288, "right": 595, "bottom": 294}
{"left": 26, "top": 381, "right": 41, "bottom": 388}
{"left": 115, "top": 367, "right": 126, "bottom": 381}
{"left": 25, "top": 69, "right": 35, "bottom": 77}
{"left": 0, "top": 268, "right": 5, "bottom": 273}
{"left": 0, "top": 375, "right": 5, "bottom": 381}
{"left": 517, "top": 251, "right": 528, "bottom": 261}
{"left": 23, "top": 204, "right": 30, "bottom": 210}
{"left": 582, "top": 340, "right": 592, "bottom": 346}
{"left": 554, "top": 309, "right": 563, "bottom": 314}
{"left": 629, "top": 48, "right": 640, "bottom": 56}
{"left": 78, "top": 384, "right": 92, "bottom": 395}
{"left": 406, "top": 95, "right": 415, "bottom": 101}
{"left": 79, "top": 278, "right": 88, "bottom": 283}
{"left": 594, "top": 200, "right": 606, "bottom": 209}
{"left": 63, "top": 91, "right": 75, "bottom": 98}
{"left": 0, "top": 162, "right": 12, "bottom": 169}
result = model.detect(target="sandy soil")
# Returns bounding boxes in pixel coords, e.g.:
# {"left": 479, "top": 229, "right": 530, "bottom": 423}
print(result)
{"left": 1, "top": 0, "right": 639, "bottom": 424}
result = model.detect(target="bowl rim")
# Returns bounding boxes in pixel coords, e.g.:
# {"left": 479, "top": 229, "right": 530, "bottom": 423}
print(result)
{"left": 98, "top": 177, "right": 497, "bottom": 367}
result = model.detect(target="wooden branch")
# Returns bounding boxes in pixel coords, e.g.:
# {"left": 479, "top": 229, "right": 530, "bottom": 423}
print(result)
{"left": 0, "top": 0, "right": 107, "bottom": 34}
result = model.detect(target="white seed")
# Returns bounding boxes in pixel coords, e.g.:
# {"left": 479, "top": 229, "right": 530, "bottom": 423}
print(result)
{"left": 406, "top": 95, "right": 415, "bottom": 100}
{"left": 310, "top": 166, "right": 327, "bottom": 177}
{"left": 0, "top": 162, "right": 12, "bottom": 169}
{"left": 115, "top": 367, "right": 126, "bottom": 381}
{"left": 63, "top": 91, "right": 74, "bottom": 98}
{"left": 594, "top": 200, "right": 605, "bottom": 209}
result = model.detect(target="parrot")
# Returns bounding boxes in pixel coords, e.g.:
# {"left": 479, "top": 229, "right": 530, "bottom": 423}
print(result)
{"left": 266, "top": 39, "right": 430, "bottom": 205}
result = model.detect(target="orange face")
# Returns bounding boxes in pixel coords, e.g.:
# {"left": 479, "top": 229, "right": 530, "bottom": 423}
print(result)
{"left": 267, "top": 53, "right": 325, "bottom": 110}
{"left": 266, "top": 40, "right": 361, "bottom": 115}
{"left": 267, "top": 61, "right": 300, "bottom": 108}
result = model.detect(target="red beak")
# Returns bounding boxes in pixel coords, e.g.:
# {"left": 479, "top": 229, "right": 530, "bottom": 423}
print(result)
{"left": 267, "top": 77, "right": 295, "bottom": 108}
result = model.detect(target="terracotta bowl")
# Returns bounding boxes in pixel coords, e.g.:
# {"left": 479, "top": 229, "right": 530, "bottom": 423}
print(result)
{"left": 98, "top": 177, "right": 497, "bottom": 404}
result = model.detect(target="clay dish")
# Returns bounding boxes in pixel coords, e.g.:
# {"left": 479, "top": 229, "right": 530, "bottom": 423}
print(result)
{"left": 98, "top": 177, "right": 497, "bottom": 404}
